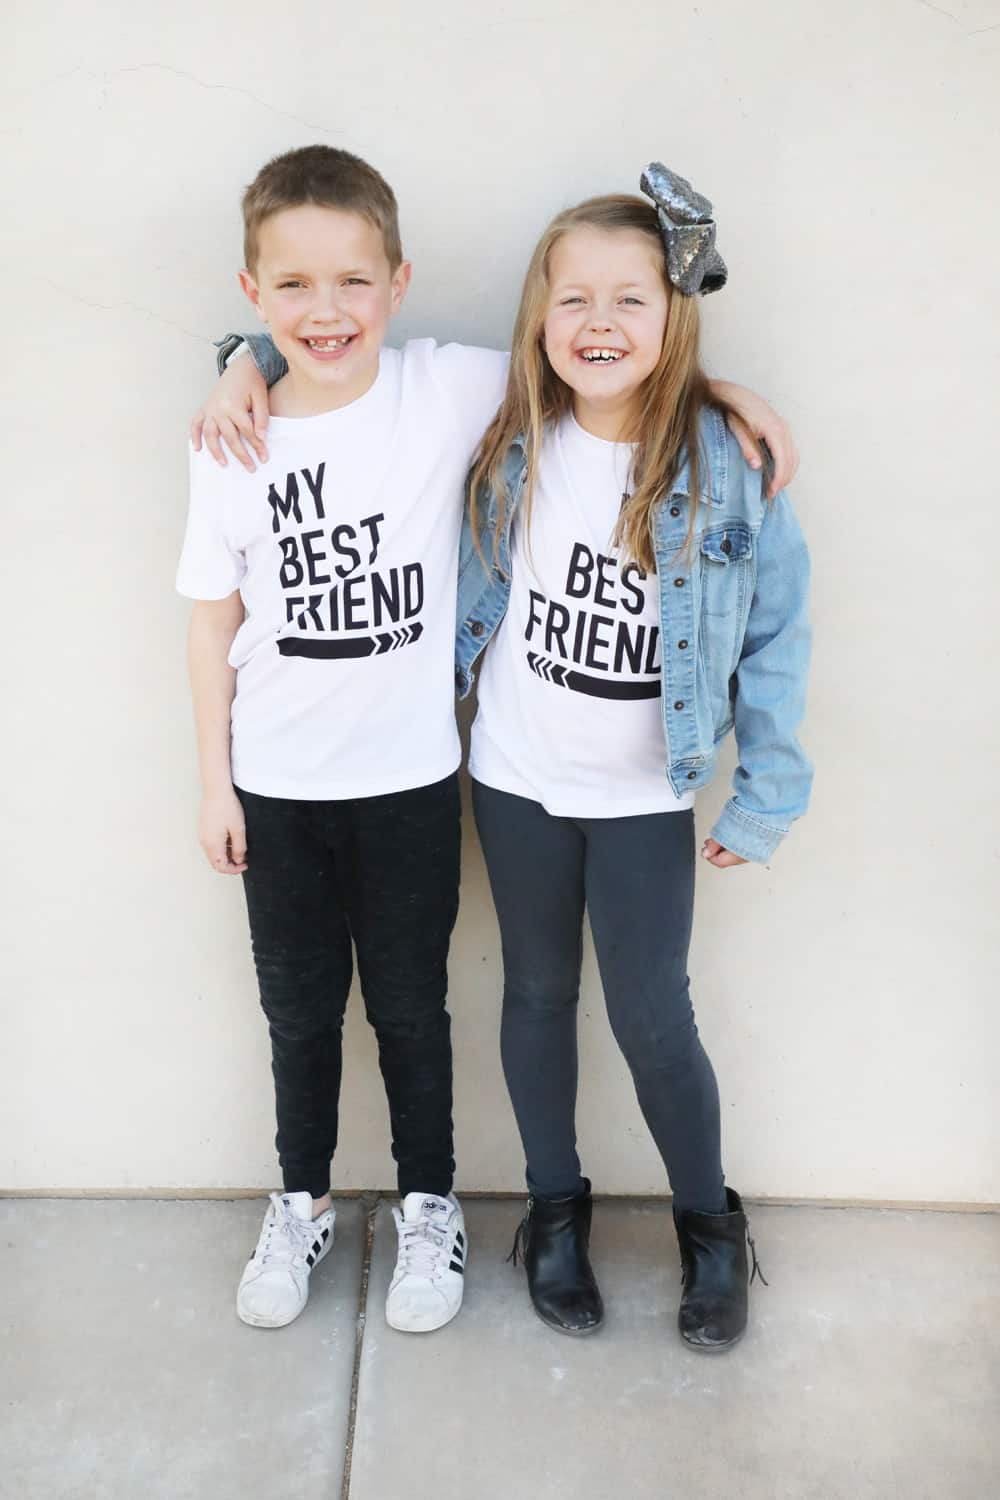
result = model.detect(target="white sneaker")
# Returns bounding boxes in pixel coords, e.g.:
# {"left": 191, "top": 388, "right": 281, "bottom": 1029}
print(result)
{"left": 236, "top": 1191, "right": 335, "bottom": 1329}
{"left": 385, "top": 1192, "right": 467, "bottom": 1333}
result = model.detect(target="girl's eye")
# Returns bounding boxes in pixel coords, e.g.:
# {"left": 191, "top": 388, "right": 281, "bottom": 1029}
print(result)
{"left": 560, "top": 296, "right": 584, "bottom": 306}
{"left": 621, "top": 296, "right": 643, "bottom": 306}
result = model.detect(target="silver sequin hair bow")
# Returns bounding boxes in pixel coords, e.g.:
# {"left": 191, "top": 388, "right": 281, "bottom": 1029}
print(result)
{"left": 639, "top": 163, "right": 728, "bottom": 296}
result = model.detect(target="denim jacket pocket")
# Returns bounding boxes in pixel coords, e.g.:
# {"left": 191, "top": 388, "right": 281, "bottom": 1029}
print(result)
{"left": 699, "top": 522, "right": 754, "bottom": 615}
{"left": 698, "top": 522, "right": 754, "bottom": 731}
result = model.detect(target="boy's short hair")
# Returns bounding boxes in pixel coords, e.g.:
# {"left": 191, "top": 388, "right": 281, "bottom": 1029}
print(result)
{"left": 242, "top": 145, "right": 403, "bottom": 272}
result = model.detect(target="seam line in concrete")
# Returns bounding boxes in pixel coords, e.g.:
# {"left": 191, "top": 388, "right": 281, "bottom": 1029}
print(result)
{"left": 2, "top": 1189, "right": 999, "bottom": 1214}
{"left": 340, "top": 1191, "right": 379, "bottom": 1500}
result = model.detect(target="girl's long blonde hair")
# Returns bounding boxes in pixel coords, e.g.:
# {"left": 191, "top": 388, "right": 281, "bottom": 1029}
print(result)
{"left": 469, "top": 194, "right": 750, "bottom": 574}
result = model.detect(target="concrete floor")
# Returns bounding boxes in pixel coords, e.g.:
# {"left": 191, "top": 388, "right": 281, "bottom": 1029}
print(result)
{"left": 2, "top": 1199, "right": 998, "bottom": 1500}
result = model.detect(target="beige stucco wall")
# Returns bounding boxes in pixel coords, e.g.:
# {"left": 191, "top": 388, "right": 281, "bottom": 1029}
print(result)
{"left": 3, "top": 0, "right": 998, "bottom": 1200}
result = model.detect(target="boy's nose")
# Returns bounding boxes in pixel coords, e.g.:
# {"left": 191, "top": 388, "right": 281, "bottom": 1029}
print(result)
{"left": 309, "top": 292, "right": 345, "bottom": 324}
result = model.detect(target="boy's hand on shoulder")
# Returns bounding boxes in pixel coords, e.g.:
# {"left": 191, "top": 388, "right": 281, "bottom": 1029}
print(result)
{"left": 701, "top": 838, "right": 747, "bottom": 869}
{"left": 709, "top": 380, "right": 799, "bottom": 499}
{"left": 199, "top": 788, "right": 248, "bottom": 875}
{"left": 190, "top": 357, "right": 271, "bottom": 473}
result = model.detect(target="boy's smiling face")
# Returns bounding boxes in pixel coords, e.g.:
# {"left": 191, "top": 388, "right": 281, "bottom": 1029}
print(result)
{"left": 240, "top": 204, "right": 410, "bottom": 414}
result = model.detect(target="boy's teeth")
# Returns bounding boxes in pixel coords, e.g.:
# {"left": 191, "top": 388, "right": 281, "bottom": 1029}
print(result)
{"left": 308, "top": 336, "right": 350, "bottom": 348}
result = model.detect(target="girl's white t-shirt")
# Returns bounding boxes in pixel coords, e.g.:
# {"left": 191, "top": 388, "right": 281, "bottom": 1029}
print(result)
{"left": 469, "top": 414, "right": 694, "bottom": 818}
{"left": 177, "top": 339, "right": 508, "bottom": 800}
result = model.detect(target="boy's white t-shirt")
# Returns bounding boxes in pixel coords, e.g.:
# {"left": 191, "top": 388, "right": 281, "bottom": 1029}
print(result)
{"left": 469, "top": 414, "right": 694, "bottom": 818}
{"left": 177, "top": 339, "right": 508, "bottom": 800}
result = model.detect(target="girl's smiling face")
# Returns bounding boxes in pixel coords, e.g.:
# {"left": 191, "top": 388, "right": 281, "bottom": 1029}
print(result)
{"left": 542, "top": 225, "right": 670, "bottom": 439}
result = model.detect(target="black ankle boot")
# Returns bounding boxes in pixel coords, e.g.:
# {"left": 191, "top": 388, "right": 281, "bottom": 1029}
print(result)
{"left": 509, "top": 1180, "right": 604, "bottom": 1335}
{"left": 672, "top": 1186, "right": 766, "bottom": 1351}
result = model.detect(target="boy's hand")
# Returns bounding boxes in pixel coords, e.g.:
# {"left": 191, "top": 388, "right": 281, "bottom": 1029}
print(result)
{"left": 199, "top": 788, "right": 248, "bottom": 874}
{"left": 710, "top": 380, "right": 799, "bottom": 498}
{"left": 701, "top": 838, "right": 748, "bottom": 869}
{"left": 190, "top": 356, "right": 271, "bottom": 472}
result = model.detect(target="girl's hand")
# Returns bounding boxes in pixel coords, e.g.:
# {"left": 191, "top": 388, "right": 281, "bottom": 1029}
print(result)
{"left": 199, "top": 789, "right": 248, "bottom": 875}
{"left": 701, "top": 838, "right": 747, "bottom": 869}
{"left": 709, "top": 380, "right": 799, "bottom": 498}
{"left": 190, "top": 356, "right": 271, "bottom": 473}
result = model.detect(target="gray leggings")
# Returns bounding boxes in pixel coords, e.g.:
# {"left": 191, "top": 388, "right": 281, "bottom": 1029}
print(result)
{"left": 472, "top": 781, "right": 726, "bottom": 1213}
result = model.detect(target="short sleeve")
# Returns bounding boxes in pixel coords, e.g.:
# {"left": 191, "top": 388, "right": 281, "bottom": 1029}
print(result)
{"left": 430, "top": 344, "right": 511, "bottom": 465}
{"left": 176, "top": 446, "right": 246, "bottom": 600}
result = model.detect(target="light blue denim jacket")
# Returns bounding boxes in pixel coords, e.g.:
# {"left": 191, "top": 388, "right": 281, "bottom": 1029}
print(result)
{"left": 455, "top": 407, "right": 812, "bottom": 863}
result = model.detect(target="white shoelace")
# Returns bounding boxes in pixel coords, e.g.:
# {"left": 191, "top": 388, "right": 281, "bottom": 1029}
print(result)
{"left": 394, "top": 1205, "right": 450, "bottom": 1279}
{"left": 254, "top": 1193, "right": 316, "bottom": 1267}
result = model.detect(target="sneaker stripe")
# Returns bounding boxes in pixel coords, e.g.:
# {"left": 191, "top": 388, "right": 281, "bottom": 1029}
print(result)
{"left": 448, "top": 1258, "right": 464, "bottom": 1274}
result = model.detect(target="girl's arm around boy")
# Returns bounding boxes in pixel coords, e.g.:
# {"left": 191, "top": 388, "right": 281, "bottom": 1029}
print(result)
{"left": 193, "top": 338, "right": 800, "bottom": 501}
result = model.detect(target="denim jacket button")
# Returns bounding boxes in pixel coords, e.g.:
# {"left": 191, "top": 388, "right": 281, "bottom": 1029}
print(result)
{"left": 678, "top": 639, "right": 688, "bottom": 650}
{"left": 687, "top": 771, "right": 697, "bottom": 781}
{"left": 469, "top": 620, "right": 485, "bottom": 637}
{"left": 720, "top": 537, "right": 732, "bottom": 555}
{"left": 670, "top": 505, "right": 681, "bottom": 517}
{"left": 674, "top": 700, "right": 685, "bottom": 711}
{"left": 673, "top": 578, "right": 685, "bottom": 588}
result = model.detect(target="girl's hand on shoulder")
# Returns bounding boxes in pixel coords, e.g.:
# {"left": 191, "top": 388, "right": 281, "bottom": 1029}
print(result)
{"left": 701, "top": 838, "right": 747, "bottom": 869}
{"left": 190, "top": 357, "right": 271, "bottom": 473}
{"left": 709, "top": 380, "right": 799, "bottom": 499}
{"left": 199, "top": 788, "right": 248, "bottom": 875}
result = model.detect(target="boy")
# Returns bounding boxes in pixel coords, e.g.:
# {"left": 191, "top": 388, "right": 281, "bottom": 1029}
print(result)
{"left": 180, "top": 144, "right": 796, "bottom": 1334}
{"left": 179, "top": 146, "right": 508, "bottom": 1333}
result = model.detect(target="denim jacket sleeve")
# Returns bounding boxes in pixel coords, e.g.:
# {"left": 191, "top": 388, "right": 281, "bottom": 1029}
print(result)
{"left": 213, "top": 332, "right": 288, "bottom": 385}
{"left": 709, "top": 492, "right": 813, "bottom": 863}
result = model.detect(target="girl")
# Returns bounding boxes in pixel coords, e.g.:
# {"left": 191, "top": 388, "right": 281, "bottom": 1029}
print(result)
{"left": 455, "top": 165, "right": 811, "bottom": 1349}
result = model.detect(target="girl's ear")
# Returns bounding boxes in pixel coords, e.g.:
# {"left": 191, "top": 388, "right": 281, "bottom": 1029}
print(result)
{"left": 238, "top": 269, "right": 267, "bottom": 325}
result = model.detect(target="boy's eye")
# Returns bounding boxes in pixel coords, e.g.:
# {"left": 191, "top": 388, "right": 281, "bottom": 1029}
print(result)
{"left": 344, "top": 277, "right": 370, "bottom": 286}
{"left": 277, "top": 280, "right": 303, "bottom": 289}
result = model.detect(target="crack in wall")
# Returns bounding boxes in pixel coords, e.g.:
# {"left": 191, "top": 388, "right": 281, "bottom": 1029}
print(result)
{"left": 35, "top": 276, "right": 210, "bottom": 344}
{"left": 910, "top": 0, "right": 1000, "bottom": 34}
{"left": 16, "top": 62, "right": 343, "bottom": 136}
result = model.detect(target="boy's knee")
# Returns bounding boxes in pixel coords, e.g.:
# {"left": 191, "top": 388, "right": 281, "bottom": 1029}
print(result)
{"left": 256, "top": 956, "right": 350, "bottom": 1039}
{"left": 362, "top": 979, "right": 450, "bottom": 1039}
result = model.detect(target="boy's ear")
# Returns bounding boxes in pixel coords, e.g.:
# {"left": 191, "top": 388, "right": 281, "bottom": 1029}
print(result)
{"left": 238, "top": 269, "right": 268, "bottom": 324}
{"left": 389, "top": 260, "right": 412, "bottom": 314}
